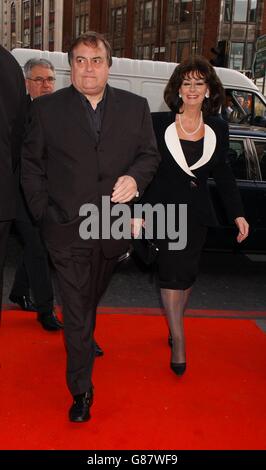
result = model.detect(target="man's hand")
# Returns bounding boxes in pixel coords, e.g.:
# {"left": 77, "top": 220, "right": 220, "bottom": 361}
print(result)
{"left": 234, "top": 216, "right": 249, "bottom": 243}
{"left": 111, "top": 175, "right": 138, "bottom": 203}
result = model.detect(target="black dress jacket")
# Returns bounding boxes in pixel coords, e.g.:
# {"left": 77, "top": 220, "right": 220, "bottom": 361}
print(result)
{"left": 145, "top": 112, "right": 244, "bottom": 227}
{"left": 0, "top": 46, "right": 26, "bottom": 220}
{"left": 21, "top": 85, "right": 160, "bottom": 257}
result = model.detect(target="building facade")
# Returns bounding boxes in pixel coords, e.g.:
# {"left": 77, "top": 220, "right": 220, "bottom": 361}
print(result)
{"left": 1, "top": 0, "right": 265, "bottom": 74}
{"left": 0, "top": 0, "right": 63, "bottom": 51}
{"left": 62, "top": 0, "right": 266, "bottom": 72}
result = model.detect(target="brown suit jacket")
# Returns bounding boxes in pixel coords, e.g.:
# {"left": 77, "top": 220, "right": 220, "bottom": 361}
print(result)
{"left": 21, "top": 84, "right": 160, "bottom": 257}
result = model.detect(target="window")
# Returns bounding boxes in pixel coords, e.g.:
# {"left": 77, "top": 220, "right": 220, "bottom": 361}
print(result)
{"left": 137, "top": 45, "right": 143, "bottom": 59}
{"left": 170, "top": 41, "right": 177, "bottom": 62}
{"left": 228, "top": 139, "right": 247, "bottom": 179}
{"left": 233, "top": 0, "right": 248, "bottom": 22}
{"left": 245, "top": 43, "right": 253, "bottom": 70}
{"left": 75, "top": 16, "right": 79, "bottom": 37}
{"left": 23, "top": 28, "right": 30, "bottom": 46}
{"left": 224, "top": 0, "right": 233, "bottom": 22}
{"left": 22, "top": 0, "right": 30, "bottom": 21}
{"left": 225, "top": 91, "right": 251, "bottom": 123}
{"left": 254, "top": 95, "right": 266, "bottom": 120}
{"left": 153, "top": 0, "right": 158, "bottom": 25}
{"left": 113, "top": 48, "right": 124, "bottom": 58}
{"left": 34, "top": 0, "right": 42, "bottom": 17}
{"left": 229, "top": 42, "right": 244, "bottom": 70}
{"left": 11, "top": 2, "right": 16, "bottom": 49}
{"left": 49, "top": 0, "right": 55, "bottom": 12}
{"left": 143, "top": 45, "right": 151, "bottom": 59}
{"left": 115, "top": 8, "right": 122, "bottom": 35}
{"left": 139, "top": 0, "right": 157, "bottom": 29}
{"left": 110, "top": 6, "right": 126, "bottom": 36}
{"left": 11, "top": 2, "right": 16, "bottom": 22}
{"left": 168, "top": 0, "right": 179, "bottom": 23}
{"left": 254, "top": 140, "right": 266, "bottom": 180}
{"left": 74, "top": 0, "right": 90, "bottom": 38}
{"left": 139, "top": 2, "right": 144, "bottom": 29}
{"left": 248, "top": 0, "right": 257, "bottom": 22}
{"left": 49, "top": 23, "right": 54, "bottom": 42}
{"left": 144, "top": 1, "right": 152, "bottom": 27}
{"left": 177, "top": 41, "right": 190, "bottom": 61}
{"left": 180, "top": 1, "right": 192, "bottom": 23}
{"left": 34, "top": 25, "right": 42, "bottom": 46}
{"left": 116, "top": 8, "right": 122, "bottom": 34}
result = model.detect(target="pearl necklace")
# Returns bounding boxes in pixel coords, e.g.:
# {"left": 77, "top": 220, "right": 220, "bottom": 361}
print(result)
{"left": 178, "top": 112, "right": 203, "bottom": 136}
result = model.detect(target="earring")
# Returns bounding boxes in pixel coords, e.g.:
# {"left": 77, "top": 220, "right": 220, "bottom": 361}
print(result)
{"left": 179, "top": 94, "right": 182, "bottom": 99}
{"left": 205, "top": 92, "right": 210, "bottom": 98}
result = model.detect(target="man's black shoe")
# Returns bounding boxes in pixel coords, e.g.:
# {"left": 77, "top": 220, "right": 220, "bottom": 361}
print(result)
{"left": 69, "top": 389, "right": 93, "bottom": 423}
{"left": 37, "top": 311, "right": 63, "bottom": 331}
{"left": 9, "top": 294, "right": 36, "bottom": 312}
{"left": 95, "top": 341, "right": 104, "bottom": 357}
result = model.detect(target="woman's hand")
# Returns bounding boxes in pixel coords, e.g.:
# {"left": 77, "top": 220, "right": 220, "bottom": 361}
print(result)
{"left": 234, "top": 217, "right": 249, "bottom": 243}
{"left": 131, "top": 218, "right": 144, "bottom": 238}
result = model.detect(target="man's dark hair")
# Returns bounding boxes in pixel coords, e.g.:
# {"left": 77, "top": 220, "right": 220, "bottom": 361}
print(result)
{"left": 68, "top": 31, "right": 112, "bottom": 67}
{"left": 164, "top": 56, "right": 225, "bottom": 117}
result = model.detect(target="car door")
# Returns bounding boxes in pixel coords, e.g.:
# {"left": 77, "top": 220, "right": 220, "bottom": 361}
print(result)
{"left": 206, "top": 134, "right": 262, "bottom": 251}
{"left": 249, "top": 138, "right": 266, "bottom": 248}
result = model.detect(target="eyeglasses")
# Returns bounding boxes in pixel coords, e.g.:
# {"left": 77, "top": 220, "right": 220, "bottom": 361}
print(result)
{"left": 27, "top": 77, "right": 56, "bottom": 85}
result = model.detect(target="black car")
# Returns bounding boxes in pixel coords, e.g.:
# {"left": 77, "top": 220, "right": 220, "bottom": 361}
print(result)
{"left": 206, "top": 124, "right": 266, "bottom": 252}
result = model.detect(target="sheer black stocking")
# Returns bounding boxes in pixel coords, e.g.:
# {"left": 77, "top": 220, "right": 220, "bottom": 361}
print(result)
{"left": 160, "top": 287, "right": 192, "bottom": 364}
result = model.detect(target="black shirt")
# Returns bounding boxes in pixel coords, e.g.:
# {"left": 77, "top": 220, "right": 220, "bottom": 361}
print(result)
{"left": 79, "top": 87, "right": 107, "bottom": 143}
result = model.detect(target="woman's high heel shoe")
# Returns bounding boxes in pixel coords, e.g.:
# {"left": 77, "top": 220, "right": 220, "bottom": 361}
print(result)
{"left": 170, "top": 362, "right": 186, "bottom": 376}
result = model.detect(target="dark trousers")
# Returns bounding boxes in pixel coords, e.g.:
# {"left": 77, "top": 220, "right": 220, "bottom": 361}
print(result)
{"left": 10, "top": 192, "right": 54, "bottom": 314}
{"left": 0, "top": 220, "right": 12, "bottom": 318}
{"left": 47, "top": 242, "right": 117, "bottom": 396}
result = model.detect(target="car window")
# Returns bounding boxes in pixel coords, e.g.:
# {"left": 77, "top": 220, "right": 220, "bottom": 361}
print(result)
{"left": 254, "top": 95, "right": 266, "bottom": 126}
{"left": 223, "top": 91, "right": 251, "bottom": 124}
{"left": 227, "top": 139, "right": 248, "bottom": 179}
{"left": 253, "top": 140, "right": 266, "bottom": 180}
{"left": 254, "top": 95, "right": 266, "bottom": 118}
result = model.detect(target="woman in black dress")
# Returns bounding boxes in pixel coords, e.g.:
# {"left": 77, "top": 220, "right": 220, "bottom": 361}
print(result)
{"left": 139, "top": 57, "right": 249, "bottom": 376}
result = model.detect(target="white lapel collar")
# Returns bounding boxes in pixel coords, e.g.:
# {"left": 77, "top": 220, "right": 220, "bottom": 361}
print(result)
{"left": 164, "top": 122, "right": 217, "bottom": 177}
{"left": 190, "top": 124, "right": 216, "bottom": 171}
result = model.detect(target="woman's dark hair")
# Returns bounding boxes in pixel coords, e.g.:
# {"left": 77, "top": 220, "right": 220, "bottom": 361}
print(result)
{"left": 164, "top": 56, "right": 225, "bottom": 117}
{"left": 68, "top": 31, "right": 112, "bottom": 67}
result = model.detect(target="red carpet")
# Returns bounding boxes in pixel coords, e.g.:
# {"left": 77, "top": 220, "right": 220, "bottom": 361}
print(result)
{"left": 0, "top": 309, "right": 265, "bottom": 450}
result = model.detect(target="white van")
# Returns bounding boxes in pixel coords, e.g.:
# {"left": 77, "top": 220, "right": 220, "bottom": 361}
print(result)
{"left": 11, "top": 47, "right": 266, "bottom": 126}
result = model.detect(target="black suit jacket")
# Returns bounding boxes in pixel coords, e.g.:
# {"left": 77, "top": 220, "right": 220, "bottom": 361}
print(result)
{"left": 0, "top": 46, "right": 26, "bottom": 220}
{"left": 21, "top": 85, "right": 160, "bottom": 257}
{"left": 147, "top": 112, "right": 244, "bottom": 227}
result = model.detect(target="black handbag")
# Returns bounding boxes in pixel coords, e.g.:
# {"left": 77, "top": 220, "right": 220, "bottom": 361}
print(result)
{"left": 131, "top": 228, "right": 159, "bottom": 266}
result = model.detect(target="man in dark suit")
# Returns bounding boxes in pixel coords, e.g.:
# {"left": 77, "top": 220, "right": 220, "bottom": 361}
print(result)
{"left": 10, "top": 57, "right": 103, "bottom": 354}
{"left": 9, "top": 58, "right": 63, "bottom": 332}
{"left": 22, "top": 32, "right": 160, "bottom": 422}
{"left": 0, "top": 45, "right": 26, "bottom": 317}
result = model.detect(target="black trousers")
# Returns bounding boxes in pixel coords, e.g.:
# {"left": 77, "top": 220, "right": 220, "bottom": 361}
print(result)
{"left": 10, "top": 192, "right": 53, "bottom": 314}
{"left": 47, "top": 242, "right": 117, "bottom": 396}
{"left": 0, "top": 220, "right": 12, "bottom": 318}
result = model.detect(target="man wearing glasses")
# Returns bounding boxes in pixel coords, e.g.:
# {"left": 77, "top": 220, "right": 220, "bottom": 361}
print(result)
{"left": 25, "top": 58, "right": 56, "bottom": 99}
{"left": 22, "top": 32, "right": 160, "bottom": 422}
{"left": 9, "top": 59, "right": 63, "bottom": 332}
